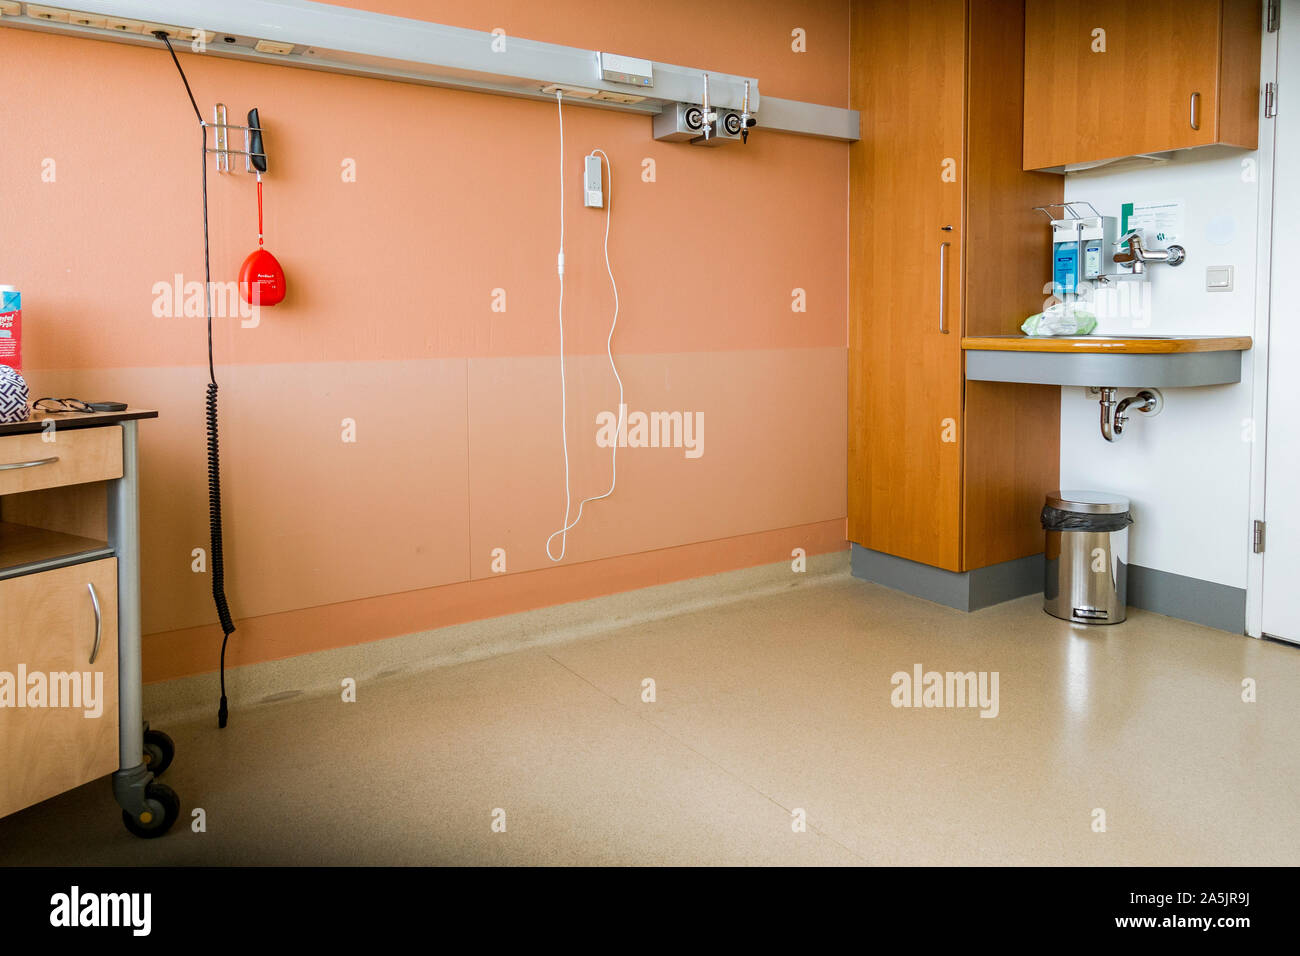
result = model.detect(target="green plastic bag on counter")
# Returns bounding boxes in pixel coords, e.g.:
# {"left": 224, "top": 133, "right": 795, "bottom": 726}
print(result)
{"left": 1021, "top": 303, "right": 1098, "bottom": 337}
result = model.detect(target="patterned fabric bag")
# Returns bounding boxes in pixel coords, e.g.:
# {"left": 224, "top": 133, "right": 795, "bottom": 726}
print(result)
{"left": 0, "top": 364, "right": 29, "bottom": 424}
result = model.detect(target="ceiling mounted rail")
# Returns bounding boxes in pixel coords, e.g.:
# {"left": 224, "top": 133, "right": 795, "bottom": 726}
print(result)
{"left": 0, "top": 0, "right": 860, "bottom": 141}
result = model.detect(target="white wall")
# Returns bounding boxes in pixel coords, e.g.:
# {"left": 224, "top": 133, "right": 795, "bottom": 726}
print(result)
{"left": 1060, "top": 146, "right": 1264, "bottom": 588}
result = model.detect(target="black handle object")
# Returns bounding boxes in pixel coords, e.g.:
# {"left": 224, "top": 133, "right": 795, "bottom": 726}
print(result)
{"left": 247, "top": 108, "right": 267, "bottom": 173}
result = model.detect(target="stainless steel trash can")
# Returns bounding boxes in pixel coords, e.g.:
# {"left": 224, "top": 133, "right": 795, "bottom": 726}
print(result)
{"left": 1041, "top": 490, "right": 1132, "bottom": 624}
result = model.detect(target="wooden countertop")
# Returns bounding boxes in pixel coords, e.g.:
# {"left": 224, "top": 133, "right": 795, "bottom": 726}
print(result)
{"left": 961, "top": 335, "right": 1252, "bottom": 354}
{"left": 0, "top": 408, "right": 158, "bottom": 437}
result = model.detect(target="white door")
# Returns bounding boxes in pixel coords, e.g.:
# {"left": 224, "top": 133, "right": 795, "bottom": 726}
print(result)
{"left": 1263, "top": 0, "right": 1300, "bottom": 643}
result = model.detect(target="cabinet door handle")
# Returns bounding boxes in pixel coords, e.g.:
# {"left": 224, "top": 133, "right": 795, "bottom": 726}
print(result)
{"left": 1190, "top": 91, "right": 1201, "bottom": 130}
{"left": 938, "top": 241, "right": 951, "bottom": 334}
{"left": 0, "top": 456, "right": 59, "bottom": 472}
{"left": 87, "top": 582, "right": 103, "bottom": 665}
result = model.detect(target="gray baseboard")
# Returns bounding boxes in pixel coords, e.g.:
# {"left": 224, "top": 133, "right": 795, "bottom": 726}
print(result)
{"left": 144, "top": 551, "right": 853, "bottom": 726}
{"left": 1126, "top": 564, "right": 1246, "bottom": 634}
{"left": 849, "top": 543, "right": 1247, "bottom": 633}
{"left": 849, "top": 544, "right": 1043, "bottom": 612}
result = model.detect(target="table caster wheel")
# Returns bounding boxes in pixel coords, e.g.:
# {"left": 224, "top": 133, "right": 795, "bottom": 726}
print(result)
{"left": 142, "top": 728, "right": 175, "bottom": 776}
{"left": 122, "top": 782, "right": 180, "bottom": 839}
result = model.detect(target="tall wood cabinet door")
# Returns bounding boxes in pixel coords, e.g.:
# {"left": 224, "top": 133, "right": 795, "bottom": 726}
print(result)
{"left": 849, "top": 0, "right": 966, "bottom": 571}
{"left": 963, "top": 0, "right": 1065, "bottom": 571}
{"left": 0, "top": 559, "right": 119, "bottom": 818}
{"left": 1024, "top": 0, "right": 1229, "bottom": 169}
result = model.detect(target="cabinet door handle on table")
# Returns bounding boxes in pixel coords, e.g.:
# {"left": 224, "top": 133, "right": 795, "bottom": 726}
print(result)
{"left": 87, "top": 582, "right": 103, "bottom": 665}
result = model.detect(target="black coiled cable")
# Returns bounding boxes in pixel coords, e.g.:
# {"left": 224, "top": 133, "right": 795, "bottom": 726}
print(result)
{"left": 159, "top": 32, "right": 238, "bottom": 728}
{"left": 207, "top": 381, "right": 236, "bottom": 728}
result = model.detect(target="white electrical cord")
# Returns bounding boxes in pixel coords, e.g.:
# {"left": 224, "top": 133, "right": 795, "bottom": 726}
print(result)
{"left": 546, "top": 89, "right": 624, "bottom": 562}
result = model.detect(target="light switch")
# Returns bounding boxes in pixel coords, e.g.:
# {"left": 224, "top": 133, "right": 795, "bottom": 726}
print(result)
{"left": 1206, "top": 265, "right": 1234, "bottom": 291}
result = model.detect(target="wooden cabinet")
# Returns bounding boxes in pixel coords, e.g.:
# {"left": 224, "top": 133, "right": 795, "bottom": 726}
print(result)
{"left": 0, "top": 558, "right": 119, "bottom": 818}
{"left": 849, "top": 0, "right": 1062, "bottom": 574}
{"left": 849, "top": 0, "right": 966, "bottom": 571}
{"left": 1023, "top": 0, "right": 1262, "bottom": 171}
{"left": 1, "top": 411, "right": 165, "bottom": 833}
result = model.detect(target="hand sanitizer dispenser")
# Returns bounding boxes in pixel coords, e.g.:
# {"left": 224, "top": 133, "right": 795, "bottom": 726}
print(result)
{"left": 1052, "top": 219, "right": 1082, "bottom": 297}
{"left": 1078, "top": 214, "right": 1119, "bottom": 281}
{"left": 1038, "top": 202, "right": 1119, "bottom": 296}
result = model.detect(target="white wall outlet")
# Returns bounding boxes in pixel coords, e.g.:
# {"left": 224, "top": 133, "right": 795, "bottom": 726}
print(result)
{"left": 583, "top": 154, "right": 603, "bottom": 209}
{"left": 106, "top": 18, "right": 145, "bottom": 34}
{"left": 0, "top": 2, "right": 24, "bottom": 17}
{"left": 1206, "top": 265, "right": 1234, "bottom": 291}
{"left": 69, "top": 13, "right": 109, "bottom": 28}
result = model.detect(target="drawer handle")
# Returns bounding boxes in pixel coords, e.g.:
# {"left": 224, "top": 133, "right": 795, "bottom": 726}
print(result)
{"left": 0, "top": 456, "right": 60, "bottom": 472}
{"left": 1190, "top": 91, "right": 1201, "bottom": 130}
{"left": 88, "top": 582, "right": 103, "bottom": 665}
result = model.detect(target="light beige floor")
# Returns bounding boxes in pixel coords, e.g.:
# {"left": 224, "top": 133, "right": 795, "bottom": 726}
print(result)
{"left": 3, "top": 577, "right": 1298, "bottom": 866}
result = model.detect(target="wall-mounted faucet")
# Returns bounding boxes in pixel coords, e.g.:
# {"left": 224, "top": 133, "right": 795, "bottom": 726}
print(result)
{"left": 1098, "top": 387, "right": 1163, "bottom": 442}
{"left": 1113, "top": 231, "right": 1186, "bottom": 274}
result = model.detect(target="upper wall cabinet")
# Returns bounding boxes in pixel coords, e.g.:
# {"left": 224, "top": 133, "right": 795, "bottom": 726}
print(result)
{"left": 1023, "top": 0, "right": 1263, "bottom": 171}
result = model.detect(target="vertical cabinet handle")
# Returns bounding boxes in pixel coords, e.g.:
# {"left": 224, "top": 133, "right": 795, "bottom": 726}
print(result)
{"left": 938, "top": 240, "right": 951, "bottom": 334}
{"left": 87, "top": 581, "right": 103, "bottom": 665}
{"left": 1190, "top": 91, "right": 1201, "bottom": 130}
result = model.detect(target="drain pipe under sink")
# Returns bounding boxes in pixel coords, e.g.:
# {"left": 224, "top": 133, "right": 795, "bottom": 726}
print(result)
{"left": 1098, "top": 387, "right": 1163, "bottom": 442}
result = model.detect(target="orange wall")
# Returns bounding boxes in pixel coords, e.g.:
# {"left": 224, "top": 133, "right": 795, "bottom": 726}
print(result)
{"left": 0, "top": 1, "right": 850, "bottom": 681}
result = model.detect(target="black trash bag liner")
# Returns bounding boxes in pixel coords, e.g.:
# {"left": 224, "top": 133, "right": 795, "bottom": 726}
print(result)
{"left": 1040, "top": 505, "right": 1133, "bottom": 533}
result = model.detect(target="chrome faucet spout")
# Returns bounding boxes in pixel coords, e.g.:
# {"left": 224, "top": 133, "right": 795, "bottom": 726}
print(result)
{"left": 1113, "top": 231, "right": 1186, "bottom": 273}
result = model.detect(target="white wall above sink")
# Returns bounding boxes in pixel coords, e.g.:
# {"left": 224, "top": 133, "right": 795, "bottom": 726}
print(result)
{"left": 1066, "top": 145, "right": 1259, "bottom": 339}
{"left": 1059, "top": 146, "right": 1264, "bottom": 592}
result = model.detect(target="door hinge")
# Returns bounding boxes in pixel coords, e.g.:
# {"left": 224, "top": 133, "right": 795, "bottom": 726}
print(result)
{"left": 1265, "top": 82, "right": 1278, "bottom": 119}
{"left": 1268, "top": 0, "right": 1280, "bottom": 33}
{"left": 1254, "top": 519, "right": 1266, "bottom": 554}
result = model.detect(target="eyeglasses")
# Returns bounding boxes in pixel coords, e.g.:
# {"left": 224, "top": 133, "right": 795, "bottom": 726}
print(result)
{"left": 31, "top": 397, "right": 95, "bottom": 414}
